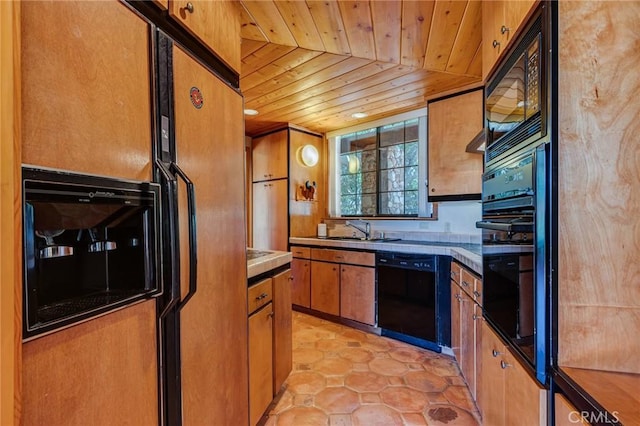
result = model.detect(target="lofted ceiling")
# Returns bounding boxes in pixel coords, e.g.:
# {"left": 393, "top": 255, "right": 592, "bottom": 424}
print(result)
{"left": 239, "top": 0, "right": 483, "bottom": 137}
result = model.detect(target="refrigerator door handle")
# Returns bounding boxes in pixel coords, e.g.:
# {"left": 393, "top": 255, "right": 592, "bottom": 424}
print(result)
{"left": 156, "top": 160, "right": 181, "bottom": 318}
{"left": 172, "top": 163, "right": 198, "bottom": 311}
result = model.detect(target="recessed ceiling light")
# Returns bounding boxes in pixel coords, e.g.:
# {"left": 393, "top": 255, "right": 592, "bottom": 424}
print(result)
{"left": 244, "top": 109, "right": 259, "bottom": 116}
{"left": 351, "top": 112, "right": 368, "bottom": 119}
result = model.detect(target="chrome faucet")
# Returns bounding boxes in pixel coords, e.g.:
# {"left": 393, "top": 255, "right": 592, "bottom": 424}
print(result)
{"left": 345, "top": 220, "right": 371, "bottom": 240}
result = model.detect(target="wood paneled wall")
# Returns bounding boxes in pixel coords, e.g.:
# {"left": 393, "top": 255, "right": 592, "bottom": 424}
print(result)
{"left": 558, "top": 1, "right": 640, "bottom": 373}
{"left": 0, "top": 1, "right": 21, "bottom": 424}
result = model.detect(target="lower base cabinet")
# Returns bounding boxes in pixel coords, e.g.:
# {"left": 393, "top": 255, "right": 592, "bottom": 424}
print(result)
{"left": 248, "top": 268, "right": 292, "bottom": 426}
{"left": 340, "top": 264, "right": 375, "bottom": 325}
{"left": 249, "top": 303, "right": 273, "bottom": 426}
{"left": 478, "top": 320, "right": 546, "bottom": 425}
{"left": 310, "top": 260, "right": 340, "bottom": 315}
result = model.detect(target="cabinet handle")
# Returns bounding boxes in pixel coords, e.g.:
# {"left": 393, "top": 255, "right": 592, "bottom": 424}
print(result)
{"left": 454, "top": 294, "right": 461, "bottom": 301}
{"left": 288, "top": 276, "right": 294, "bottom": 281}
{"left": 500, "top": 25, "right": 510, "bottom": 35}
{"left": 255, "top": 292, "right": 268, "bottom": 300}
{"left": 473, "top": 290, "right": 481, "bottom": 298}
{"left": 500, "top": 360, "right": 511, "bottom": 369}
{"left": 268, "top": 311, "right": 275, "bottom": 318}
{"left": 473, "top": 314, "right": 483, "bottom": 320}
{"left": 492, "top": 349, "right": 502, "bottom": 357}
{"left": 185, "top": 2, "right": 194, "bottom": 13}
{"left": 264, "top": 174, "right": 268, "bottom": 178}
{"left": 492, "top": 39, "right": 500, "bottom": 48}
{"left": 450, "top": 271, "right": 456, "bottom": 279}
{"left": 462, "top": 280, "right": 470, "bottom": 287}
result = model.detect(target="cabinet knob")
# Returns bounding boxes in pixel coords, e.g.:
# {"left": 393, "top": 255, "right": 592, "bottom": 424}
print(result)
{"left": 500, "top": 360, "right": 511, "bottom": 369}
{"left": 500, "top": 25, "right": 510, "bottom": 35}
{"left": 185, "top": 2, "right": 194, "bottom": 13}
{"left": 255, "top": 292, "right": 268, "bottom": 300}
{"left": 473, "top": 290, "right": 481, "bottom": 298}
{"left": 492, "top": 349, "right": 502, "bottom": 357}
{"left": 492, "top": 39, "right": 500, "bottom": 49}
{"left": 462, "top": 280, "right": 470, "bottom": 287}
{"left": 431, "top": 188, "right": 435, "bottom": 192}
{"left": 454, "top": 294, "right": 461, "bottom": 301}
{"left": 268, "top": 311, "right": 275, "bottom": 318}
{"left": 473, "top": 314, "right": 483, "bottom": 320}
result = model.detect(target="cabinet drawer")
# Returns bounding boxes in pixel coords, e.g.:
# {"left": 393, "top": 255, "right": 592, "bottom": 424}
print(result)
{"left": 248, "top": 278, "right": 273, "bottom": 314}
{"left": 291, "top": 246, "right": 310, "bottom": 259}
{"left": 311, "top": 248, "right": 374, "bottom": 266}
{"left": 461, "top": 268, "right": 482, "bottom": 302}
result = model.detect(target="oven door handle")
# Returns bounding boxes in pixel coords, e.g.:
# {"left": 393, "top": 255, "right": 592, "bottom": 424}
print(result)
{"left": 172, "top": 163, "right": 198, "bottom": 312}
{"left": 475, "top": 220, "right": 533, "bottom": 232}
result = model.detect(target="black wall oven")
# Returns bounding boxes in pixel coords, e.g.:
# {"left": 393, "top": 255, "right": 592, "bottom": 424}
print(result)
{"left": 22, "top": 167, "right": 162, "bottom": 339}
{"left": 477, "top": 142, "right": 550, "bottom": 385}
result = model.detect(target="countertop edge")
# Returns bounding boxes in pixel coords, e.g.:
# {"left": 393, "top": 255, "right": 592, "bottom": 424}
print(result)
{"left": 289, "top": 237, "right": 482, "bottom": 275}
{"left": 247, "top": 250, "right": 292, "bottom": 279}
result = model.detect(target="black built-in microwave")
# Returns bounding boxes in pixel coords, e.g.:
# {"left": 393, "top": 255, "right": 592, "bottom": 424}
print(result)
{"left": 485, "top": 8, "right": 548, "bottom": 168}
{"left": 22, "top": 167, "right": 162, "bottom": 339}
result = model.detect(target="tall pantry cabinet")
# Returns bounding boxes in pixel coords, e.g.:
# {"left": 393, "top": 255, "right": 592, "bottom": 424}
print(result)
{"left": 251, "top": 126, "right": 325, "bottom": 250}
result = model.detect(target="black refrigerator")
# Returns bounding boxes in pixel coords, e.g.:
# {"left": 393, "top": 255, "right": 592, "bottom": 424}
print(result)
{"left": 152, "top": 31, "right": 249, "bottom": 425}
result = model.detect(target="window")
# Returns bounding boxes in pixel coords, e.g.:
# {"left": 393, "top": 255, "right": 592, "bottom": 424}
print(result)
{"left": 330, "top": 111, "right": 430, "bottom": 218}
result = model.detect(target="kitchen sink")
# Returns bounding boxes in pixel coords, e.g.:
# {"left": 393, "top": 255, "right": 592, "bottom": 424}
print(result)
{"left": 324, "top": 236, "right": 401, "bottom": 243}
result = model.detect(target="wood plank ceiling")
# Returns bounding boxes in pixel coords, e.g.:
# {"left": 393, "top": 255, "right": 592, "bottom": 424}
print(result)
{"left": 239, "top": 0, "right": 482, "bottom": 136}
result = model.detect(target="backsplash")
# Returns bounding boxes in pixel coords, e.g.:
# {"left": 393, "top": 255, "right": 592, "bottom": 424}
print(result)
{"left": 324, "top": 200, "right": 482, "bottom": 244}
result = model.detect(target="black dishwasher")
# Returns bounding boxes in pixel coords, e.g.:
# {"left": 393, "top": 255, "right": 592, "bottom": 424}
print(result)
{"left": 377, "top": 252, "right": 451, "bottom": 352}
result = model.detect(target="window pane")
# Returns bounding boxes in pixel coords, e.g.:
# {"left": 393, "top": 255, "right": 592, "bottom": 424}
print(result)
{"left": 340, "top": 195, "right": 359, "bottom": 215}
{"left": 405, "top": 118, "right": 419, "bottom": 142}
{"left": 361, "top": 171, "right": 376, "bottom": 194}
{"left": 340, "top": 133, "right": 357, "bottom": 153}
{"left": 380, "top": 144, "right": 404, "bottom": 169}
{"left": 405, "top": 166, "right": 418, "bottom": 190}
{"left": 361, "top": 149, "right": 377, "bottom": 172}
{"left": 356, "top": 128, "right": 376, "bottom": 150}
{"left": 405, "top": 141, "right": 418, "bottom": 166}
{"left": 380, "top": 168, "right": 404, "bottom": 192}
{"left": 340, "top": 174, "right": 357, "bottom": 195}
{"left": 379, "top": 191, "right": 404, "bottom": 215}
{"left": 379, "top": 122, "right": 404, "bottom": 147}
{"left": 405, "top": 191, "right": 418, "bottom": 215}
{"left": 361, "top": 194, "right": 376, "bottom": 216}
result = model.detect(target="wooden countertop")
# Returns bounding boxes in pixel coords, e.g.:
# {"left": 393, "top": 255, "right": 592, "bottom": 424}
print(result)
{"left": 560, "top": 366, "right": 640, "bottom": 425}
{"left": 247, "top": 249, "right": 292, "bottom": 279}
{"left": 289, "top": 237, "right": 482, "bottom": 275}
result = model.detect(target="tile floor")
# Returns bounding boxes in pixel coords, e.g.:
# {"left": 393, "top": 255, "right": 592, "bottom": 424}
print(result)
{"left": 262, "top": 312, "right": 481, "bottom": 426}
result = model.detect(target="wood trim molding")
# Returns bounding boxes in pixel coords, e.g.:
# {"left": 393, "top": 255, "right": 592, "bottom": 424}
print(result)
{"left": 0, "top": 1, "right": 22, "bottom": 424}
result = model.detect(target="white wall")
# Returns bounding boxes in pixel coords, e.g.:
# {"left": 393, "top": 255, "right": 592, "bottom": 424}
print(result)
{"left": 325, "top": 200, "right": 482, "bottom": 244}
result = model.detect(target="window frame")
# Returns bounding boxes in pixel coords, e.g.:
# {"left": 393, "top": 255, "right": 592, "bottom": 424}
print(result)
{"left": 327, "top": 108, "right": 433, "bottom": 218}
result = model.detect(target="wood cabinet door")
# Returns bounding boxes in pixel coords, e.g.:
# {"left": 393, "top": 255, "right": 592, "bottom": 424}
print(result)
{"left": 252, "top": 130, "right": 288, "bottom": 182}
{"left": 459, "top": 290, "right": 475, "bottom": 396}
{"left": 450, "top": 282, "right": 462, "bottom": 362}
{"left": 473, "top": 303, "right": 482, "bottom": 401}
{"left": 478, "top": 321, "right": 506, "bottom": 426}
{"left": 555, "top": 394, "right": 590, "bottom": 426}
{"left": 272, "top": 269, "right": 292, "bottom": 395}
{"left": 310, "top": 261, "right": 340, "bottom": 316}
{"left": 482, "top": 0, "right": 505, "bottom": 79}
{"left": 427, "top": 90, "right": 483, "bottom": 198}
{"left": 21, "top": 0, "right": 152, "bottom": 181}
{"left": 172, "top": 45, "right": 248, "bottom": 425}
{"left": 291, "top": 258, "right": 311, "bottom": 308}
{"left": 340, "top": 265, "right": 376, "bottom": 325}
{"left": 249, "top": 303, "right": 274, "bottom": 426}
{"left": 504, "top": 349, "right": 545, "bottom": 426}
{"left": 168, "top": 0, "right": 241, "bottom": 72}
{"left": 252, "top": 179, "right": 288, "bottom": 251}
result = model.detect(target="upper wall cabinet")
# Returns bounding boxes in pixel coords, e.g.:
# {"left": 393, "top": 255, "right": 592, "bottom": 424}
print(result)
{"left": 482, "top": 0, "right": 537, "bottom": 80}
{"left": 427, "top": 90, "right": 483, "bottom": 200}
{"left": 252, "top": 129, "right": 289, "bottom": 182}
{"left": 168, "top": 0, "right": 241, "bottom": 72}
